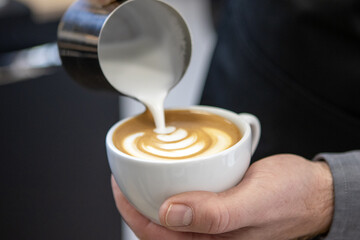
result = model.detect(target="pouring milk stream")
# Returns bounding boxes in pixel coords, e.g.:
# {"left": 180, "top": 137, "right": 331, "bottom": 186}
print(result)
{"left": 58, "top": 0, "right": 197, "bottom": 157}
{"left": 96, "top": 0, "right": 192, "bottom": 134}
{"left": 99, "top": 40, "right": 178, "bottom": 134}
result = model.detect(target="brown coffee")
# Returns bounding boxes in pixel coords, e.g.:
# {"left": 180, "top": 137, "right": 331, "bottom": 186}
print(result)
{"left": 113, "top": 109, "right": 241, "bottom": 160}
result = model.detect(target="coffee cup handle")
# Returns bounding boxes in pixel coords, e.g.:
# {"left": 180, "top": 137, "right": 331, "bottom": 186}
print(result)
{"left": 238, "top": 113, "right": 261, "bottom": 155}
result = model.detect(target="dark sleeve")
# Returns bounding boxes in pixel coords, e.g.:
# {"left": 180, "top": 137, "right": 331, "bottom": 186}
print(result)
{"left": 314, "top": 151, "right": 360, "bottom": 240}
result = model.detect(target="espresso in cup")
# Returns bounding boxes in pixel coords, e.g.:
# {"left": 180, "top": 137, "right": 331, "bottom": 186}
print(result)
{"left": 113, "top": 109, "right": 242, "bottom": 160}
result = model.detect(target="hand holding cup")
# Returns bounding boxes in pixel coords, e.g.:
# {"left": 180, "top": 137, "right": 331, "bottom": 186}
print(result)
{"left": 106, "top": 106, "right": 261, "bottom": 223}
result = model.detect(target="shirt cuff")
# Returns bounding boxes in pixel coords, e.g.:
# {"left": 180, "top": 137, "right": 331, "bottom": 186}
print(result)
{"left": 314, "top": 150, "right": 360, "bottom": 240}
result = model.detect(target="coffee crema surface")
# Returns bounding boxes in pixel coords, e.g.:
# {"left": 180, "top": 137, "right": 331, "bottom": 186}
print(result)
{"left": 113, "top": 109, "right": 242, "bottom": 160}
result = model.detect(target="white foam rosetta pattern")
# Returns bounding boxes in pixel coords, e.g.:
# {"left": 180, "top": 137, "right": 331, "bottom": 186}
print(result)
{"left": 122, "top": 127, "right": 234, "bottom": 160}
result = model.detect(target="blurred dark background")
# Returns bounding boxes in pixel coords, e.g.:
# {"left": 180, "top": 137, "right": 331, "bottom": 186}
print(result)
{"left": 0, "top": 0, "right": 122, "bottom": 239}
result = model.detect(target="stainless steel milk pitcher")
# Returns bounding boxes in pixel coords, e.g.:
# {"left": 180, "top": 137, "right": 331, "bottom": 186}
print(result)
{"left": 57, "top": 0, "right": 192, "bottom": 92}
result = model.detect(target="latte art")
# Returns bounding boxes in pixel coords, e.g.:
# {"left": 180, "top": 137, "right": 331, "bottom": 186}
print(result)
{"left": 124, "top": 127, "right": 235, "bottom": 160}
{"left": 113, "top": 109, "right": 242, "bottom": 160}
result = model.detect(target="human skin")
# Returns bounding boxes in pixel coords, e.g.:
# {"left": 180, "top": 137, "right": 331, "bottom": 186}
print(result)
{"left": 88, "top": 0, "right": 335, "bottom": 238}
{"left": 111, "top": 154, "right": 334, "bottom": 240}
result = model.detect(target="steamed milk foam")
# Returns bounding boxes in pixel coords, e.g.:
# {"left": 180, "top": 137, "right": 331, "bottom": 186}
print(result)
{"left": 100, "top": 38, "right": 180, "bottom": 133}
{"left": 101, "top": 26, "right": 241, "bottom": 160}
{"left": 113, "top": 110, "right": 242, "bottom": 160}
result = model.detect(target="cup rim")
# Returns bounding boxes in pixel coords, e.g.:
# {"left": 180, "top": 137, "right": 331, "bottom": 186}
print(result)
{"left": 106, "top": 105, "right": 251, "bottom": 165}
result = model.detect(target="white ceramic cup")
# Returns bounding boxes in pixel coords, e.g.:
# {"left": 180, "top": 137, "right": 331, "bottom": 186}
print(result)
{"left": 106, "top": 106, "right": 261, "bottom": 224}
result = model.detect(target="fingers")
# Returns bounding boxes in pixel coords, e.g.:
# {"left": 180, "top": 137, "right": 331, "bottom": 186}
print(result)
{"left": 158, "top": 183, "right": 263, "bottom": 234}
{"left": 110, "top": 175, "right": 151, "bottom": 232}
{"left": 111, "top": 176, "right": 195, "bottom": 240}
{"left": 157, "top": 155, "right": 335, "bottom": 238}
{"left": 111, "top": 175, "right": 269, "bottom": 239}
{"left": 111, "top": 154, "right": 332, "bottom": 239}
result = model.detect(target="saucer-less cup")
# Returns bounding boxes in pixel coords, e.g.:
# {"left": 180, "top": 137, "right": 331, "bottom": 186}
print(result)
{"left": 106, "top": 106, "right": 261, "bottom": 224}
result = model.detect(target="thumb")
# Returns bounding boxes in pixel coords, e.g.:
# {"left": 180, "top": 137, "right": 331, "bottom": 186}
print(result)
{"left": 158, "top": 187, "right": 258, "bottom": 234}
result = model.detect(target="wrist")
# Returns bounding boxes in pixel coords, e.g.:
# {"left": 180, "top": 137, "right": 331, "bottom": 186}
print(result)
{"left": 312, "top": 161, "right": 334, "bottom": 236}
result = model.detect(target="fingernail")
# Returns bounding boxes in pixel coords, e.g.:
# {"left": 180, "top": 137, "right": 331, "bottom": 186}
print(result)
{"left": 165, "top": 204, "right": 193, "bottom": 227}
